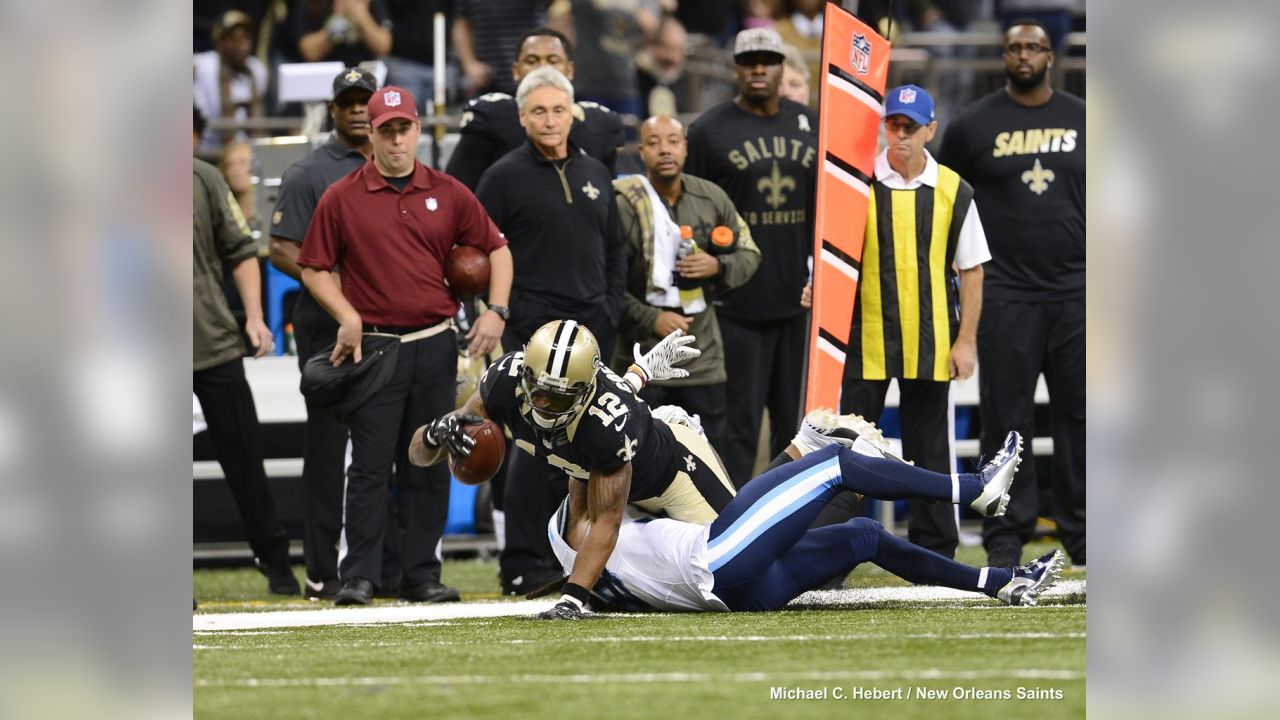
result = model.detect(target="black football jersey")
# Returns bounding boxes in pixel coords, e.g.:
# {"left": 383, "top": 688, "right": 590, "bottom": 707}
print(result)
{"left": 459, "top": 93, "right": 623, "bottom": 166}
{"left": 479, "top": 350, "right": 679, "bottom": 500}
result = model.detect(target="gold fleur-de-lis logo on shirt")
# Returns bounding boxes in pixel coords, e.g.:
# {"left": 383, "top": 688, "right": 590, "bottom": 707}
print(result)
{"left": 1021, "top": 158, "right": 1055, "bottom": 195}
{"left": 757, "top": 160, "right": 796, "bottom": 209}
{"left": 582, "top": 181, "right": 600, "bottom": 200}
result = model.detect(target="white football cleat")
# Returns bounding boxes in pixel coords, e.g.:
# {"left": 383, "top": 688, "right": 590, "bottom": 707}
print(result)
{"left": 792, "top": 408, "right": 892, "bottom": 456}
{"left": 996, "top": 549, "right": 1064, "bottom": 606}
{"left": 970, "top": 431, "right": 1022, "bottom": 518}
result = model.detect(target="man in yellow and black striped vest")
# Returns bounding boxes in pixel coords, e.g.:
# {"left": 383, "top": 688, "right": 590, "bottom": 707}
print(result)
{"left": 836, "top": 85, "right": 990, "bottom": 559}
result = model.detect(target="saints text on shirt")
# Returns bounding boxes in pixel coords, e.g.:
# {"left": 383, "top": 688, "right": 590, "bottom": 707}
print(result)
{"left": 992, "top": 128, "right": 1078, "bottom": 157}
{"left": 727, "top": 136, "right": 818, "bottom": 170}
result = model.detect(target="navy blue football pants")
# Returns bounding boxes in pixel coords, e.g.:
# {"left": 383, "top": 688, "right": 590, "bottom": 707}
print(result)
{"left": 709, "top": 445, "right": 999, "bottom": 611}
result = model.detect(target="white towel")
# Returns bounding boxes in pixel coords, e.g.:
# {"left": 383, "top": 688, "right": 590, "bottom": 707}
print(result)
{"left": 641, "top": 175, "right": 685, "bottom": 309}
{"left": 639, "top": 176, "right": 706, "bottom": 314}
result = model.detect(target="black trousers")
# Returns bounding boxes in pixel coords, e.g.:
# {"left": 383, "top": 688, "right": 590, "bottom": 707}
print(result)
{"left": 193, "top": 358, "right": 291, "bottom": 568}
{"left": 498, "top": 446, "right": 568, "bottom": 583}
{"left": 339, "top": 330, "right": 456, "bottom": 588}
{"left": 638, "top": 382, "right": 729, "bottom": 459}
{"left": 716, "top": 314, "right": 807, "bottom": 489}
{"left": 979, "top": 299, "right": 1086, "bottom": 564}
{"left": 497, "top": 290, "right": 619, "bottom": 581}
{"left": 835, "top": 377, "right": 959, "bottom": 558}
{"left": 293, "top": 290, "right": 349, "bottom": 586}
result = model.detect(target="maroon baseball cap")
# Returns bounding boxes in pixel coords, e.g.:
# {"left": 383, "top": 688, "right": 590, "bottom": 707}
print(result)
{"left": 368, "top": 86, "right": 419, "bottom": 128}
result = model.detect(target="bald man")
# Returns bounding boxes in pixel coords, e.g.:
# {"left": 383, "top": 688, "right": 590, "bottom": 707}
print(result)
{"left": 612, "top": 115, "right": 762, "bottom": 457}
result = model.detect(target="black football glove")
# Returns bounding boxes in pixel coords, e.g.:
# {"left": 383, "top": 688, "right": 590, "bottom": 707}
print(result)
{"left": 537, "top": 598, "right": 586, "bottom": 620}
{"left": 422, "top": 414, "right": 481, "bottom": 458}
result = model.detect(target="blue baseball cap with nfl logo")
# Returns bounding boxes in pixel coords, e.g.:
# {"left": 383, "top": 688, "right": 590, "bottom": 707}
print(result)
{"left": 884, "top": 84, "right": 935, "bottom": 125}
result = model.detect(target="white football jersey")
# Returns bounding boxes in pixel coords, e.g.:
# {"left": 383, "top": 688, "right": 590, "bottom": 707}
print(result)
{"left": 547, "top": 505, "right": 728, "bottom": 612}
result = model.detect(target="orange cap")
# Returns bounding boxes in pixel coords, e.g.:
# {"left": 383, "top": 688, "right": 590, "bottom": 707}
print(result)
{"left": 711, "top": 225, "right": 734, "bottom": 248}
{"left": 680, "top": 225, "right": 693, "bottom": 240}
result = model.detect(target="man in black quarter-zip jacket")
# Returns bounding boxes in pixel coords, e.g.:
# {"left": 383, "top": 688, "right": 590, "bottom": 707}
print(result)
{"left": 476, "top": 65, "right": 624, "bottom": 359}
{"left": 475, "top": 65, "right": 625, "bottom": 596}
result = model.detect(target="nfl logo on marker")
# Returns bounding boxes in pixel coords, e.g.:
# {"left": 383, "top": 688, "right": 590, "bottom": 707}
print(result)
{"left": 385, "top": 90, "right": 401, "bottom": 107}
{"left": 851, "top": 34, "right": 872, "bottom": 75}
{"left": 899, "top": 87, "right": 917, "bottom": 104}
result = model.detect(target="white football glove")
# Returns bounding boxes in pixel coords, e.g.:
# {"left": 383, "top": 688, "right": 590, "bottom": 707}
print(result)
{"left": 630, "top": 329, "right": 701, "bottom": 384}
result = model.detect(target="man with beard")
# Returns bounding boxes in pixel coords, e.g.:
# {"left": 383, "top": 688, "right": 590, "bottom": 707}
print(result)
{"left": 268, "top": 67, "right": 377, "bottom": 601}
{"left": 614, "top": 114, "right": 760, "bottom": 457}
{"left": 446, "top": 27, "right": 625, "bottom": 191}
{"left": 684, "top": 28, "right": 819, "bottom": 489}
{"left": 937, "top": 19, "right": 1086, "bottom": 570}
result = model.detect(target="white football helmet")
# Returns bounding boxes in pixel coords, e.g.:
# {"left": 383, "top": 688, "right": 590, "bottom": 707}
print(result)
{"left": 521, "top": 320, "right": 600, "bottom": 429}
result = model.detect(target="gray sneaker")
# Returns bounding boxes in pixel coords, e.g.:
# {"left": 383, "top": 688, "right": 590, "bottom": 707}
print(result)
{"left": 996, "top": 549, "right": 1063, "bottom": 606}
{"left": 970, "top": 431, "right": 1023, "bottom": 517}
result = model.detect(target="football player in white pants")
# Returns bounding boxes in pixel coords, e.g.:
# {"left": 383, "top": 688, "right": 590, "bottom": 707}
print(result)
{"left": 543, "top": 416, "right": 1063, "bottom": 615}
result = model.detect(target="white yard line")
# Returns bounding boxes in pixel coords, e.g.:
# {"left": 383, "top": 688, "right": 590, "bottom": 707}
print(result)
{"left": 196, "top": 668, "right": 1085, "bottom": 688}
{"left": 193, "top": 581, "right": 1085, "bottom": 632}
{"left": 194, "top": 631, "right": 1085, "bottom": 651}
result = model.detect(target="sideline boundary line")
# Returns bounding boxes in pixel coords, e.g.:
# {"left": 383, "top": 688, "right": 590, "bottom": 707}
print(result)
{"left": 194, "top": 581, "right": 1085, "bottom": 632}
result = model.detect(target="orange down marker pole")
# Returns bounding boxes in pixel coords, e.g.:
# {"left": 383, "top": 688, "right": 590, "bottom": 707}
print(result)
{"left": 804, "top": 3, "right": 890, "bottom": 413}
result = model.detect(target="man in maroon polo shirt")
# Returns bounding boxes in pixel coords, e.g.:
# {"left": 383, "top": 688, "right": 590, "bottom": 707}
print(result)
{"left": 299, "top": 85, "right": 514, "bottom": 606}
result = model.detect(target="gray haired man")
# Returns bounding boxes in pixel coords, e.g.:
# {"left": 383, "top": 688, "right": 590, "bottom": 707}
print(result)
{"left": 474, "top": 66, "right": 627, "bottom": 596}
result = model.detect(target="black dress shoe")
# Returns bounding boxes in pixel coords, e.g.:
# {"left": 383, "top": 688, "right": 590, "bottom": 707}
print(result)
{"left": 304, "top": 578, "right": 340, "bottom": 601}
{"left": 255, "top": 557, "right": 301, "bottom": 595}
{"left": 398, "top": 578, "right": 461, "bottom": 603}
{"left": 334, "top": 578, "right": 374, "bottom": 606}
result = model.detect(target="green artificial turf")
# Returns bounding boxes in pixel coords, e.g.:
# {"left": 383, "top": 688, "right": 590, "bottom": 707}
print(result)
{"left": 194, "top": 541, "right": 1084, "bottom": 718}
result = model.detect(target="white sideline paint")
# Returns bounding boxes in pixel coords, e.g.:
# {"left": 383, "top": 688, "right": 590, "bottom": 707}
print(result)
{"left": 196, "top": 668, "right": 1084, "bottom": 688}
{"left": 791, "top": 579, "right": 1086, "bottom": 607}
{"left": 194, "top": 600, "right": 556, "bottom": 631}
{"left": 193, "top": 581, "right": 1084, "bottom": 632}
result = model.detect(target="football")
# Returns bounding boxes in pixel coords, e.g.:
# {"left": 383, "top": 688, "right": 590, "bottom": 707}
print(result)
{"left": 448, "top": 417, "right": 505, "bottom": 485}
{"left": 445, "top": 245, "right": 490, "bottom": 299}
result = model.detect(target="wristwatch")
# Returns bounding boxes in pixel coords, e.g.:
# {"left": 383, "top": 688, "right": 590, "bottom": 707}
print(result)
{"left": 488, "top": 304, "right": 510, "bottom": 321}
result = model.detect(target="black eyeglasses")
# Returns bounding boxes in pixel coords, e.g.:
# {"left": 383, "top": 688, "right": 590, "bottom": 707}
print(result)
{"left": 1003, "top": 43, "right": 1050, "bottom": 56}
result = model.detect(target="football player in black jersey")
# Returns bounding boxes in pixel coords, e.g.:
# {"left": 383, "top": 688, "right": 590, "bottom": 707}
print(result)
{"left": 445, "top": 27, "right": 625, "bottom": 190}
{"left": 410, "top": 320, "right": 735, "bottom": 615}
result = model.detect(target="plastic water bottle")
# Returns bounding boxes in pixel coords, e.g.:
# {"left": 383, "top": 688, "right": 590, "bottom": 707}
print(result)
{"left": 675, "top": 225, "right": 699, "bottom": 289}
{"left": 285, "top": 323, "right": 297, "bottom": 356}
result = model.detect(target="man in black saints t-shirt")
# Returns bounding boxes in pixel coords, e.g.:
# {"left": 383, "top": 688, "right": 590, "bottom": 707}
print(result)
{"left": 685, "top": 28, "right": 819, "bottom": 488}
{"left": 937, "top": 18, "right": 1085, "bottom": 570}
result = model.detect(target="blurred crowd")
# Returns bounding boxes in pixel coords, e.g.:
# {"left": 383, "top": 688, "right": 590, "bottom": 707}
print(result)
{"left": 194, "top": 1, "right": 1085, "bottom": 157}
{"left": 192, "top": 1, "right": 1086, "bottom": 602}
